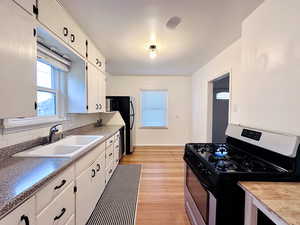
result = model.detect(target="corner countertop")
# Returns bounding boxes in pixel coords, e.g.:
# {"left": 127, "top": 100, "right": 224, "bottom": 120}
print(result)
{"left": 239, "top": 181, "right": 300, "bottom": 225}
{"left": 0, "top": 125, "right": 123, "bottom": 219}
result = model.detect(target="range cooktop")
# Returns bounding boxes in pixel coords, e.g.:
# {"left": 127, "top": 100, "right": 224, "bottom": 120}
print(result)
{"left": 186, "top": 143, "right": 287, "bottom": 174}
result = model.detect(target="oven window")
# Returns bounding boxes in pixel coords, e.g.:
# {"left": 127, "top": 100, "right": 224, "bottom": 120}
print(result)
{"left": 186, "top": 166, "right": 209, "bottom": 223}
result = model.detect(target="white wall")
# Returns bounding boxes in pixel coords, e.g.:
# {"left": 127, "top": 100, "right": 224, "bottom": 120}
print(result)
{"left": 237, "top": 0, "right": 300, "bottom": 135}
{"left": 192, "top": 39, "right": 242, "bottom": 142}
{"left": 107, "top": 75, "right": 192, "bottom": 146}
{"left": 192, "top": 0, "right": 300, "bottom": 142}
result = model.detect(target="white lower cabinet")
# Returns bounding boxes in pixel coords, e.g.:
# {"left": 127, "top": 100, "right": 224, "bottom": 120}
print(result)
{"left": 75, "top": 161, "right": 98, "bottom": 225}
{"left": 65, "top": 215, "right": 75, "bottom": 225}
{"left": 0, "top": 132, "right": 121, "bottom": 225}
{"left": 0, "top": 197, "right": 36, "bottom": 225}
{"left": 37, "top": 182, "right": 75, "bottom": 225}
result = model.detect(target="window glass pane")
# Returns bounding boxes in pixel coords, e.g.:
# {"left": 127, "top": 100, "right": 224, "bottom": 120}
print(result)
{"left": 216, "top": 92, "right": 230, "bottom": 100}
{"left": 141, "top": 90, "right": 167, "bottom": 127}
{"left": 37, "top": 61, "right": 53, "bottom": 88}
{"left": 37, "top": 91, "right": 56, "bottom": 116}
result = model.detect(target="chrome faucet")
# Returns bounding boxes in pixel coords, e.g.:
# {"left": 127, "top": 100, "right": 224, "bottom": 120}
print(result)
{"left": 49, "top": 124, "right": 63, "bottom": 144}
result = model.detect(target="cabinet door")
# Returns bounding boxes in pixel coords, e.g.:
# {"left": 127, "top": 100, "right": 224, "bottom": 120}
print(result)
{"left": 68, "top": 20, "right": 87, "bottom": 58}
{"left": 98, "top": 71, "right": 106, "bottom": 112}
{"left": 0, "top": 0, "right": 37, "bottom": 119}
{"left": 87, "top": 40, "right": 105, "bottom": 71}
{"left": 38, "top": 0, "right": 70, "bottom": 43}
{"left": 0, "top": 197, "right": 36, "bottom": 225}
{"left": 87, "top": 63, "right": 100, "bottom": 113}
{"left": 76, "top": 163, "right": 97, "bottom": 225}
{"left": 13, "top": 0, "right": 36, "bottom": 15}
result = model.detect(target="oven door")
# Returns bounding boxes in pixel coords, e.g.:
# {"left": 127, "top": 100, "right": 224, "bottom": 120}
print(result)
{"left": 185, "top": 164, "right": 217, "bottom": 225}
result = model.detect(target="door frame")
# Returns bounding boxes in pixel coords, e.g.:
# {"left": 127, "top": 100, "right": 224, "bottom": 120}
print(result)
{"left": 206, "top": 70, "right": 232, "bottom": 142}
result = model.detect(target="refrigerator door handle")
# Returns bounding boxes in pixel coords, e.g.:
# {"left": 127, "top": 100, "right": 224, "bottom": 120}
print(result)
{"left": 130, "top": 100, "right": 135, "bottom": 130}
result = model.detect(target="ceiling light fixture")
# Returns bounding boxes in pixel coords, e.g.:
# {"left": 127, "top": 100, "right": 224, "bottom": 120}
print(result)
{"left": 149, "top": 44, "right": 157, "bottom": 59}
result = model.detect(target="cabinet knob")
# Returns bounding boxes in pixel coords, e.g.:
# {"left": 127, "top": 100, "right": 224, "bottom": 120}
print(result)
{"left": 91, "top": 169, "right": 96, "bottom": 178}
{"left": 96, "top": 164, "right": 101, "bottom": 172}
{"left": 21, "top": 215, "right": 30, "bottom": 225}
{"left": 54, "top": 208, "right": 66, "bottom": 221}
{"left": 54, "top": 179, "right": 66, "bottom": 190}
{"left": 63, "top": 27, "right": 69, "bottom": 36}
{"left": 70, "top": 34, "right": 75, "bottom": 43}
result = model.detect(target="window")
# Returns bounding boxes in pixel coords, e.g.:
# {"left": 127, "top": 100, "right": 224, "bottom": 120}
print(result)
{"left": 216, "top": 92, "right": 230, "bottom": 100}
{"left": 36, "top": 60, "right": 57, "bottom": 117}
{"left": 140, "top": 90, "right": 168, "bottom": 128}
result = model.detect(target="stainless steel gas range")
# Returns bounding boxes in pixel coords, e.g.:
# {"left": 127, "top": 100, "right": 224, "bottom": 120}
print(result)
{"left": 184, "top": 124, "right": 300, "bottom": 225}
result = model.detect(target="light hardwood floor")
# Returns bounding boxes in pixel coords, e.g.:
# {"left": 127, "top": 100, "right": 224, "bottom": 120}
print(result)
{"left": 121, "top": 147, "right": 191, "bottom": 225}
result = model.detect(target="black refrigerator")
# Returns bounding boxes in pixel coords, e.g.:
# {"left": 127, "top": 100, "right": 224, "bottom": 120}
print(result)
{"left": 106, "top": 96, "right": 135, "bottom": 154}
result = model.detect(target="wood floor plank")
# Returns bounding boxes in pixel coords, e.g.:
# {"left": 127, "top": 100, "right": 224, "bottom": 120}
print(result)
{"left": 121, "top": 146, "right": 191, "bottom": 225}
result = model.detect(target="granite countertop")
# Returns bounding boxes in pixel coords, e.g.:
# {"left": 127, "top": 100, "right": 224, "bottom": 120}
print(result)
{"left": 0, "top": 125, "right": 123, "bottom": 219}
{"left": 239, "top": 182, "right": 300, "bottom": 225}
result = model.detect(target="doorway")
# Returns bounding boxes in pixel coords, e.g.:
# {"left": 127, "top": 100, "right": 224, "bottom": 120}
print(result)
{"left": 212, "top": 74, "right": 230, "bottom": 143}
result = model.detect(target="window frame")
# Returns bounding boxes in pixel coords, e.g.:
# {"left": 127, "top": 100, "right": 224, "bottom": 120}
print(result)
{"left": 140, "top": 89, "right": 169, "bottom": 129}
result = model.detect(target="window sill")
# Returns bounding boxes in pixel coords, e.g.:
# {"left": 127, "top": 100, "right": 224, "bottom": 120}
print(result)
{"left": 139, "top": 126, "right": 168, "bottom": 129}
{"left": 3, "top": 117, "right": 67, "bottom": 129}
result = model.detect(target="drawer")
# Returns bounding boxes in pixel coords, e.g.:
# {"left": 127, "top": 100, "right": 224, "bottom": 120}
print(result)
{"left": 106, "top": 162, "right": 114, "bottom": 183}
{"left": 65, "top": 215, "right": 75, "bottom": 225}
{"left": 75, "top": 143, "right": 105, "bottom": 176}
{"left": 36, "top": 165, "right": 75, "bottom": 213}
{"left": 106, "top": 144, "right": 114, "bottom": 167}
{"left": 106, "top": 136, "right": 114, "bottom": 147}
{"left": 37, "top": 182, "right": 75, "bottom": 225}
{"left": 95, "top": 151, "right": 106, "bottom": 173}
{"left": 0, "top": 197, "right": 36, "bottom": 225}
{"left": 114, "top": 131, "right": 120, "bottom": 143}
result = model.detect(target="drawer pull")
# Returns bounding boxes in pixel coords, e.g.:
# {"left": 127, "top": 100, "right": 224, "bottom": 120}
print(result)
{"left": 96, "top": 164, "right": 101, "bottom": 172}
{"left": 91, "top": 169, "right": 96, "bottom": 178}
{"left": 110, "top": 140, "right": 113, "bottom": 144}
{"left": 21, "top": 215, "right": 30, "bottom": 225}
{"left": 115, "top": 145, "right": 119, "bottom": 148}
{"left": 109, "top": 153, "right": 113, "bottom": 157}
{"left": 109, "top": 169, "right": 113, "bottom": 174}
{"left": 54, "top": 179, "right": 66, "bottom": 190}
{"left": 54, "top": 208, "right": 66, "bottom": 221}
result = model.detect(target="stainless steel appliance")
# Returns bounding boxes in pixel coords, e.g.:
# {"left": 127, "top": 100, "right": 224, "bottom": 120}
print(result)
{"left": 106, "top": 96, "right": 135, "bottom": 154}
{"left": 184, "top": 124, "right": 300, "bottom": 225}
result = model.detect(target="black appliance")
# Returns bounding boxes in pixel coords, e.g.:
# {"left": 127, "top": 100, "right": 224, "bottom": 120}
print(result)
{"left": 184, "top": 124, "right": 300, "bottom": 225}
{"left": 106, "top": 96, "right": 135, "bottom": 154}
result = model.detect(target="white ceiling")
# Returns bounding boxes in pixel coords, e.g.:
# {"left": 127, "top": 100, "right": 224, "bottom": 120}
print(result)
{"left": 60, "top": 0, "right": 263, "bottom": 75}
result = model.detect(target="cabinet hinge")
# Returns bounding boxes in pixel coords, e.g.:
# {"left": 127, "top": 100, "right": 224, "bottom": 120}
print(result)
{"left": 86, "top": 40, "right": 88, "bottom": 46}
{"left": 86, "top": 65, "right": 88, "bottom": 70}
{"left": 33, "top": 28, "right": 36, "bottom": 37}
{"left": 33, "top": 5, "right": 39, "bottom": 16}
{"left": 86, "top": 105, "right": 89, "bottom": 110}
{"left": 74, "top": 186, "right": 77, "bottom": 193}
{"left": 34, "top": 102, "right": 37, "bottom": 110}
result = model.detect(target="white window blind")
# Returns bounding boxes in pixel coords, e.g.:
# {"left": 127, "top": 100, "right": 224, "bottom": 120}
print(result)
{"left": 141, "top": 90, "right": 168, "bottom": 127}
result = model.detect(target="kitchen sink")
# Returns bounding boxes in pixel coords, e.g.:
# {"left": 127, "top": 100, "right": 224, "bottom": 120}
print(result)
{"left": 13, "top": 135, "right": 104, "bottom": 158}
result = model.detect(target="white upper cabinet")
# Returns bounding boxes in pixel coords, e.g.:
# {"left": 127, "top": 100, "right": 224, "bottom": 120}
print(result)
{"left": 38, "top": 0, "right": 87, "bottom": 57}
{"left": 13, "top": 0, "right": 37, "bottom": 15}
{"left": 87, "top": 63, "right": 106, "bottom": 113}
{"left": 87, "top": 40, "right": 106, "bottom": 72}
{"left": 0, "top": 0, "right": 37, "bottom": 119}
{"left": 68, "top": 20, "right": 87, "bottom": 58}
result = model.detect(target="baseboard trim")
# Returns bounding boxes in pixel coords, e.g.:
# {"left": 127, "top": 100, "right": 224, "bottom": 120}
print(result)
{"left": 133, "top": 145, "right": 185, "bottom": 150}
{"left": 133, "top": 144, "right": 185, "bottom": 147}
